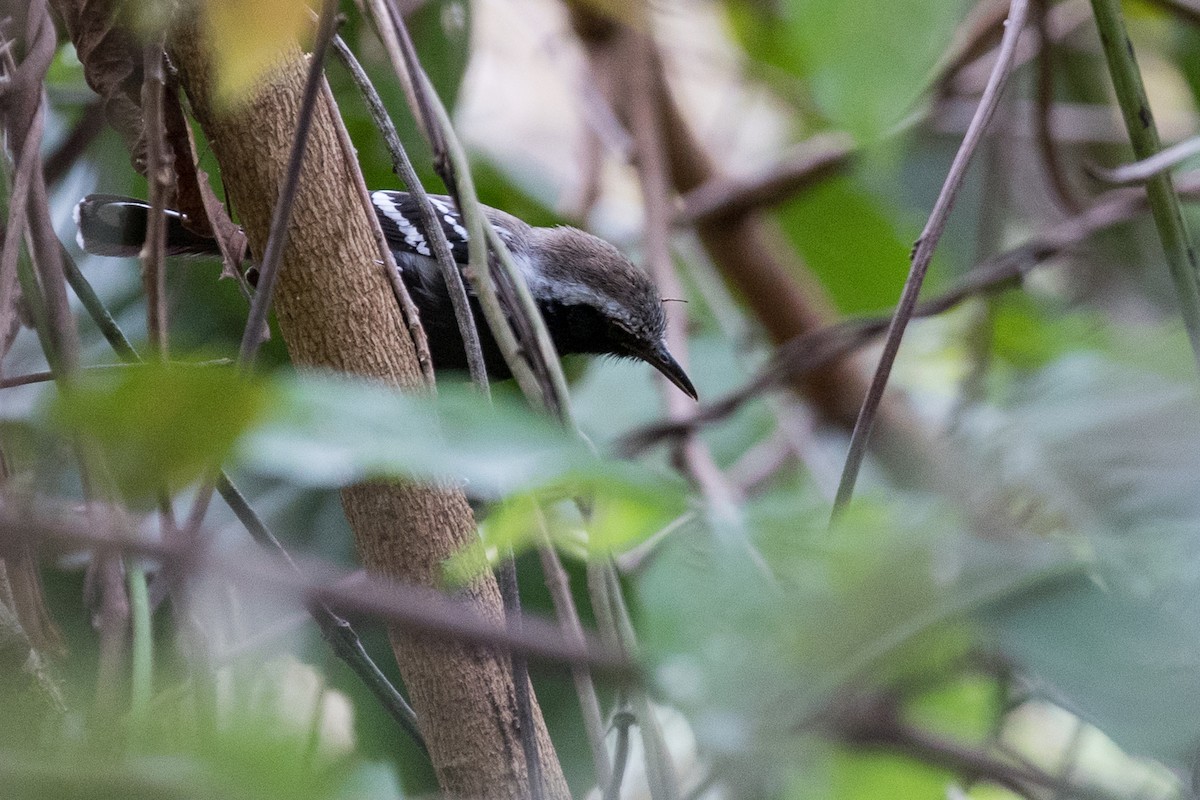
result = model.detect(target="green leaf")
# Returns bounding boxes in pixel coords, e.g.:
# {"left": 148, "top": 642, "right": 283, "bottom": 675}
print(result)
{"left": 975, "top": 355, "right": 1200, "bottom": 763}
{"left": 241, "top": 373, "right": 593, "bottom": 495}
{"left": 640, "top": 499, "right": 1009, "bottom": 761}
{"left": 445, "top": 471, "right": 687, "bottom": 582}
{"left": 241, "top": 373, "right": 684, "bottom": 506}
{"left": 989, "top": 294, "right": 1109, "bottom": 370}
{"left": 47, "top": 362, "right": 269, "bottom": 503}
{"left": 776, "top": 177, "right": 912, "bottom": 314}
{"left": 727, "top": 0, "right": 967, "bottom": 141}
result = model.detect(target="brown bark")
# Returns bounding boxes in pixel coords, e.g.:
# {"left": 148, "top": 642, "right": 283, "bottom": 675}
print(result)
{"left": 45, "top": 7, "right": 567, "bottom": 795}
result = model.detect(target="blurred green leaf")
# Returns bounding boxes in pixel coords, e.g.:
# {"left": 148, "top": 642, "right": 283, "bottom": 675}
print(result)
{"left": 906, "top": 674, "right": 998, "bottom": 745}
{"left": 989, "top": 294, "right": 1109, "bottom": 370}
{"left": 0, "top": 654, "right": 378, "bottom": 799}
{"left": 727, "top": 0, "right": 966, "bottom": 141}
{"left": 446, "top": 471, "right": 687, "bottom": 581}
{"left": 975, "top": 355, "right": 1200, "bottom": 764}
{"left": 47, "top": 362, "right": 269, "bottom": 503}
{"left": 829, "top": 750, "right": 956, "bottom": 800}
{"left": 776, "top": 177, "right": 911, "bottom": 314}
{"left": 240, "top": 372, "right": 681, "bottom": 503}
{"left": 639, "top": 499, "right": 1016, "bottom": 762}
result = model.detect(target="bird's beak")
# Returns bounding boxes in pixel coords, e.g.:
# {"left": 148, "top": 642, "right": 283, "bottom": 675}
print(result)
{"left": 642, "top": 342, "right": 698, "bottom": 400}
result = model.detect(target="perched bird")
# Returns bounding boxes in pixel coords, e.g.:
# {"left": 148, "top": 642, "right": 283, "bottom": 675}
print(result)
{"left": 74, "top": 192, "right": 697, "bottom": 399}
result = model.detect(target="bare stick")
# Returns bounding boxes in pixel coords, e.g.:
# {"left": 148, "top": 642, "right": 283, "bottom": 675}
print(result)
{"left": 618, "top": 175, "right": 1170, "bottom": 457}
{"left": 140, "top": 38, "right": 171, "bottom": 359}
{"left": 831, "top": 0, "right": 1031, "bottom": 517}
{"left": 537, "top": 518, "right": 612, "bottom": 787}
{"left": 679, "top": 133, "right": 855, "bottom": 223}
{"left": 602, "top": 710, "right": 636, "bottom": 800}
{"left": 0, "top": 110, "right": 41, "bottom": 360}
{"left": 3, "top": 504, "right": 632, "bottom": 672}
{"left": 1032, "top": 0, "right": 1080, "bottom": 213}
{"left": 1088, "top": 135, "right": 1200, "bottom": 186}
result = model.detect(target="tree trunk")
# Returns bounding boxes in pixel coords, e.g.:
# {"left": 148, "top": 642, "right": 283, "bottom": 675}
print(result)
{"left": 67, "top": 9, "right": 567, "bottom": 797}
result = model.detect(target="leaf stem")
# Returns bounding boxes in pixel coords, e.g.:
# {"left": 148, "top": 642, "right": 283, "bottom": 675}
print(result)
{"left": 126, "top": 560, "right": 153, "bottom": 720}
{"left": 1088, "top": 0, "right": 1200, "bottom": 365}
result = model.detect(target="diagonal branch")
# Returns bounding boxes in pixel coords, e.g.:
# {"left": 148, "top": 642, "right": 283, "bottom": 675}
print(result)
{"left": 831, "top": 0, "right": 1031, "bottom": 517}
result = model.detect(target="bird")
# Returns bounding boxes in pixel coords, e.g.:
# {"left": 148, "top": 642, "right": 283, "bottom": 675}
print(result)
{"left": 74, "top": 191, "right": 698, "bottom": 400}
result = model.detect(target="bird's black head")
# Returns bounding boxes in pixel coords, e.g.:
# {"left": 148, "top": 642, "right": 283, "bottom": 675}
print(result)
{"left": 528, "top": 226, "right": 697, "bottom": 400}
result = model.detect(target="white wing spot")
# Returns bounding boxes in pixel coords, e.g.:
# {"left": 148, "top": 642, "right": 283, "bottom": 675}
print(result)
{"left": 373, "top": 191, "right": 431, "bottom": 256}
{"left": 443, "top": 213, "right": 469, "bottom": 241}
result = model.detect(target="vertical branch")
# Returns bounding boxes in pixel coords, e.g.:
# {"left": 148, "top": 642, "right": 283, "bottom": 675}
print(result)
{"left": 164, "top": 1, "right": 558, "bottom": 792}
{"left": 57, "top": 157, "right": 430, "bottom": 751}
{"left": 1032, "top": 0, "right": 1081, "bottom": 214}
{"left": 140, "top": 39, "right": 171, "bottom": 359}
{"left": 126, "top": 560, "right": 152, "bottom": 719}
{"left": 537, "top": 520, "right": 612, "bottom": 788}
{"left": 627, "top": 33, "right": 741, "bottom": 526}
{"left": 363, "top": 0, "right": 572, "bottom": 414}
{"left": 1088, "top": 0, "right": 1200, "bottom": 363}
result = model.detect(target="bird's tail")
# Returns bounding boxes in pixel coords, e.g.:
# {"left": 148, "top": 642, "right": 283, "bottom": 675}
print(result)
{"left": 74, "top": 194, "right": 221, "bottom": 258}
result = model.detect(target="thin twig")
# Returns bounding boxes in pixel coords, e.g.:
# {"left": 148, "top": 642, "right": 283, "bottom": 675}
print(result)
{"left": 127, "top": 560, "right": 152, "bottom": 720}
{"left": 602, "top": 710, "right": 636, "bottom": 800}
{"left": 1032, "top": 0, "right": 1081, "bottom": 213}
{"left": 678, "top": 133, "right": 855, "bottom": 223}
{"left": 320, "top": 73, "right": 435, "bottom": 387}
{"left": 0, "top": 102, "right": 41, "bottom": 356}
{"left": 0, "top": 358, "right": 233, "bottom": 389}
{"left": 604, "top": 563, "right": 680, "bottom": 800}
{"left": 627, "top": 32, "right": 743, "bottom": 558}
{"left": 618, "top": 177, "right": 1169, "bottom": 455}
{"left": 370, "top": 0, "right": 571, "bottom": 413}
{"left": 140, "top": 36, "right": 180, "bottom": 547}
{"left": 537, "top": 517, "right": 611, "bottom": 788}
{"left": 498, "top": 555, "right": 544, "bottom": 800}
{"left": 840, "top": 707, "right": 1128, "bottom": 800}
{"left": 237, "top": 0, "right": 338, "bottom": 368}
{"left": 174, "top": 0, "right": 341, "bottom": 616}
{"left": 831, "top": 0, "right": 1031, "bottom": 518}
{"left": 1088, "top": 135, "right": 1200, "bottom": 186}
{"left": 13, "top": 241, "right": 56, "bottom": 395}
{"left": 3, "top": 503, "right": 633, "bottom": 672}
{"left": 1089, "top": 0, "right": 1200, "bottom": 365}
{"left": 212, "top": 476, "right": 427, "bottom": 749}
{"left": 140, "top": 38, "right": 171, "bottom": 359}
{"left": 362, "top": 6, "right": 581, "bottom": 791}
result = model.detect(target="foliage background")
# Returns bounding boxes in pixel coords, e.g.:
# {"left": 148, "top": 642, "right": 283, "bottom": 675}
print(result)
{"left": 7, "top": 0, "right": 1200, "bottom": 797}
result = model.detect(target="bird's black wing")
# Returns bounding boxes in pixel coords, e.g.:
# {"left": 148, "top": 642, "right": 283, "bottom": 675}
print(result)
{"left": 370, "top": 191, "right": 475, "bottom": 264}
